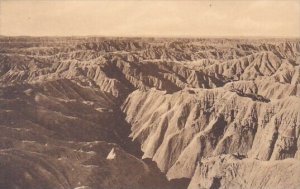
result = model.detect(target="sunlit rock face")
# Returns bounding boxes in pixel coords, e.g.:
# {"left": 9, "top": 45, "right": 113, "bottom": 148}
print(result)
{"left": 0, "top": 37, "right": 299, "bottom": 189}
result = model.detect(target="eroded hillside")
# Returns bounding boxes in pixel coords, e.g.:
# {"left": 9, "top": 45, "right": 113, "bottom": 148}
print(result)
{"left": 0, "top": 37, "right": 299, "bottom": 189}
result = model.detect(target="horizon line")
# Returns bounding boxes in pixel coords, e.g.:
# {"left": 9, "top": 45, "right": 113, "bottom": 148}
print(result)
{"left": 1, "top": 34, "right": 299, "bottom": 39}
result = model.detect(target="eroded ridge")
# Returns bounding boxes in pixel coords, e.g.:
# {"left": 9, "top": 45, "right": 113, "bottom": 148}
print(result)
{"left": 0, "top": 37, "right": 299, "bottom": 189}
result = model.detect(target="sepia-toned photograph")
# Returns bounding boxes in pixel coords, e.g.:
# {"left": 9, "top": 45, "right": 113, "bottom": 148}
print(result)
{"left": 0, "top": 0, "right": 299, "bottom": 189}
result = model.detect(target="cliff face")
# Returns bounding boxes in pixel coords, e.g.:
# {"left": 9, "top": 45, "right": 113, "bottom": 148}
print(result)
{"left": 0, "top": 37, "right": 299, "bottom": 189}
{"left": 122, "top": 88, "right": 300, "bottom": 181}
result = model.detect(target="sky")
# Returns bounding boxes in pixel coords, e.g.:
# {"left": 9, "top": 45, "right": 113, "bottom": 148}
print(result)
{"left": 0, "top": 0, "right": 299, "bottom": 37}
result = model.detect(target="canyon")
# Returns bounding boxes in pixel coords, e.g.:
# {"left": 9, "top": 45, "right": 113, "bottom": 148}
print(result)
{"left": 0, "top": 36, "right": 299, "bottom": 189}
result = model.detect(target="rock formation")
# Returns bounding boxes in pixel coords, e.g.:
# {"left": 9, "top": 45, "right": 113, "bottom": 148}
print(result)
{"left": 0, "top": 37, "right": 299, "bottom": 189}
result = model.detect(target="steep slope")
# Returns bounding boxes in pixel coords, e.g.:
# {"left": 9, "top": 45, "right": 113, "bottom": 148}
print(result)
{"left": 0, "top": 79, "right": 177, "bottom": 189}
{"left": 122, "top": 88, "right": 300, "bottom": 179}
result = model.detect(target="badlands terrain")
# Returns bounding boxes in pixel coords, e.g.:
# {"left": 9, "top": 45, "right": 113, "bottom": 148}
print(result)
{"left": 0, "top": 36, "right": 299, "bottom": 189}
